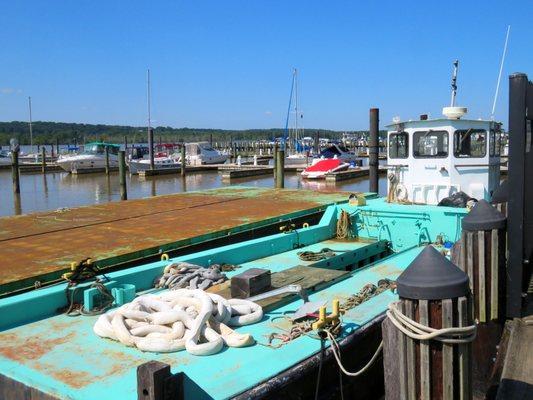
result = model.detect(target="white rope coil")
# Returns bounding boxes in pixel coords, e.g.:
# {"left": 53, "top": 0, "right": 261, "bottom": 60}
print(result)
{"left": 93, "top": 289, "right": 263, "bottom": 355}
{"left": 386, "top": 301, "right": 477, "bottom": 344}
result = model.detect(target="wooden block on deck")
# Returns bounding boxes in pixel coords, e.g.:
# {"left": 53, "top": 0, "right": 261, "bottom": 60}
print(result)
{"left": 211, "top": 265, "right": 349, "bottom": 311}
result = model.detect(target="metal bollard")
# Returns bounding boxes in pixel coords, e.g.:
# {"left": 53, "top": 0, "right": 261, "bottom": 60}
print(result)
{"left": 383, "top": 246, "right": 474, "bottom": 400}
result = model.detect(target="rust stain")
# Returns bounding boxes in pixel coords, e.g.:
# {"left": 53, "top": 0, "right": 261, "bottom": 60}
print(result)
{"left": 371, "top": 263, "right": 402, "bottom": 278}
{"left": 46, "top": 367, "right": 92, "bottom": 389}
{"left": 0, "top": 188, "right": 349, "bottom": 287}
{"left": 0, "top": 332, "right": 75, "bottom": 363}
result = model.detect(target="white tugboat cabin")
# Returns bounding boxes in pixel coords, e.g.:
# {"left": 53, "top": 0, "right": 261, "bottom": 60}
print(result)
{"left": 386, "top": 60, "right": 503, "bottom": 205}
{"left": 386, "top": 109, "right": 502, "bottom": 205}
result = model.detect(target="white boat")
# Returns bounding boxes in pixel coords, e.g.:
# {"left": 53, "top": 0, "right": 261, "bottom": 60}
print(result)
{"left": 128, "top": 156, "right": 181, "bottom": 174}
{"left": 318, "top": 144, "right": 358, "bottom": 163}
{"left": 185, "top": 142, "right": 228, "bottom": 166}
{"left": 56, "top": 142, "right": 120, "bottom": 173}
{"left": 301, "top": 158, "right": 350, "bottom": 179}
{"left": 127, "top": 143, "right": 182, "bottom": 174}
{"left": 0, "top": 150, "right": 11, "bottom": 166}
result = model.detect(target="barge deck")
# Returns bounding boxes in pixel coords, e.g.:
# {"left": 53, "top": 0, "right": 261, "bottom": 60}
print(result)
{"left": 0, "top": 187, "right": 350, "bottom": 295}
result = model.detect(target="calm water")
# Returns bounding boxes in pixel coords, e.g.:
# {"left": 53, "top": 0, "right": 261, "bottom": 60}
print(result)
{"left": 0, "top": 169, "right": 387, "bottom": 217}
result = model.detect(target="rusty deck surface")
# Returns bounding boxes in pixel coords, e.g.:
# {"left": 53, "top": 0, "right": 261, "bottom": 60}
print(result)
{"left": 0, "top": 187, "right": 349, "bottom": 292}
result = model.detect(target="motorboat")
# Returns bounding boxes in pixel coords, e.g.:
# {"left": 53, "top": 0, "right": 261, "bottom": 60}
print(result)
{"left": 0, "top": 150, "right": 11, "bottom": 166}
{"left": 319, "top": 144, "right": 358, "bottom": 163}
{"left": 185, "top": 142, "right": 228, "bottom": 166}
{"left": 56, "top": 142, "right": 120, "bottom": 172}
{"left": 127, "top": 144, "right": 181, "bottom": 174}
{"left": 301, "top": 158, "right": 350, "bottom": 179}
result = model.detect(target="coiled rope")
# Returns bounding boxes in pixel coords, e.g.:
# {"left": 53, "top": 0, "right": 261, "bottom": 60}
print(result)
{"left": 386, "top": 301, "right": 477, "bottom": 343}
{"left": 336, "top": 210, "right": 353, "bottom": 239}
{"left": 297, "top": 248, "right": 337, "bottom": 262}
{"left": 93, "top": 289, "right": 263, "bottom": 355}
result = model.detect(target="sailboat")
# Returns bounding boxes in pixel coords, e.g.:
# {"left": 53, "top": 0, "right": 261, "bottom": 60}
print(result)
{"left": 284, "top": 69, "right": 311, "bottom": 167}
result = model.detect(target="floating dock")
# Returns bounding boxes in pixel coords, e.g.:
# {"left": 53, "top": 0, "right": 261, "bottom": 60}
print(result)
{"left": 0, "top": 187, "right": 351, "bottom": 296}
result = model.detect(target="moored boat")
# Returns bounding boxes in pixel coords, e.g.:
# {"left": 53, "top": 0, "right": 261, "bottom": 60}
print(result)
{"left": 301, "top": 158, "right": 350, "bottom": 179}
{"left": 56, "top": 142, "right": 120, "bottom": 172}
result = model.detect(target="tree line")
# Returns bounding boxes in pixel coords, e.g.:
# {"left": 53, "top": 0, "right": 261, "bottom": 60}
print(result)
{"left": 0, "top": 121, "right": 385, "bottom": 145}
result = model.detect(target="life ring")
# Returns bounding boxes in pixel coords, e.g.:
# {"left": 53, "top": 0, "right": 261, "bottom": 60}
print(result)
{"left": 395, "top": 184, "right": 408, "bottom": 202}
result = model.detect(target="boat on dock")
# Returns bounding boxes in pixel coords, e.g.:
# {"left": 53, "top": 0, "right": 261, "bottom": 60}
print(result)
{"left": 301, "top": 158, "right": 350, "bottom": 179}
{"left": 185, "top": 142, "right": 229, "bottom": 165}
{"left": 0, "top": 67, "right": 531, "bottom": 400}
{"left": 56, "top": 142, "right": 121, "bottom": 173}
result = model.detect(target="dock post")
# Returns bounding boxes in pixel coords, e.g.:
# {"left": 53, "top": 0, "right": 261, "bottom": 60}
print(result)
{"left": 105, "top": 146, "right": 110, "bottom": 175}
{"left": 124, "top": 135, "right": 128, "bottom": 151}
{"left": 148, "top": 127, "right": 155, "bottom": 170}
{"left": 458, "top": 200, "right": 507, "bottom": 392}
{"left": 383, "top": 246, "right": 474, "bottom": 400}
{"left": 315, "top": 130, "right": 320, "bottom": 155}
{"left": 181, "top": 144, "right": 186, "bottom": 177}
{"left": 137, "top": 360, "right": 181, "bottom": 400}
{"left": 273, "top": 143, "right": 278, "bottom": 184}
{"left": 41, "top": 146, "right": 46, "bottom": 174}
{"left": 51, "top": 143, "right": 55, "bottom": 158}
{"left": 55, "top": 138, "right": 60, "bottom": 156}
{"left": 369, "top": 108, "right": 379, "bottom": 193}
{"left": 275, "top": 148, "right": 285, "bottom": 189}
{"left": 11, "top": 149, "right": 20, "bottom": 194}
{"left": 118, "top": 150, "right": 127, "bottom": 200}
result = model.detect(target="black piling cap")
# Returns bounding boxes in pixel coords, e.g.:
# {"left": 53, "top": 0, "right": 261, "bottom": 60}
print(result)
{"left": 397, "top": 245, "right": 470, "bottom": 300}
{"left": 462, "top": 199, "right": 506, "bottom": 231}
{"left": 491, "top": 180, "right": 508, "bottom": 204}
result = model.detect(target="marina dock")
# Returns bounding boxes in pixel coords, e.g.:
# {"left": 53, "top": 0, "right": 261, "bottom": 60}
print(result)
{"left": 0, "top": 187, "right": 350, "bottom": 296}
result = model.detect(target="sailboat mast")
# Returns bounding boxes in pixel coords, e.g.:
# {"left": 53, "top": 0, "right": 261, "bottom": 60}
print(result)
{"left": 147, "top": 69, "right": 151, "bottom": 131}
{"left": 450, "top": 60, "right": 459, "bottom": 107}
{"left": 294, "top": 68, "right": 298, "bottom": 148}
{"left": 28, "top": 96, "right": 33, "bottom": 153}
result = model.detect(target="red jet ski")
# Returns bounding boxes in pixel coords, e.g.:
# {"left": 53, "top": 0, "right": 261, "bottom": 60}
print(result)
{"left": 301, "top": 158, "right": 350, "bottom": 179}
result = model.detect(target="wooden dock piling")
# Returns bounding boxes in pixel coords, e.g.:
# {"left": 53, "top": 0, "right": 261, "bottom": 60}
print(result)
{"left": 11, "top": 150, "right": 20, "bottom": 194}
{"left": 119, "top": 150, "right": 127, "bottom": 200}
{"left": 181, "top": 145, "right": 186, "bottom": 177}
{"left": 275, "top": 148, "right": 284, "bottom": 189}
{"left": 369, "top": 108, "right": 379, "bottom": 193}
{"left": 383, "top": 246, "right": 474, "bottom": 400}
{"left": 105, "top": 146, "right": 110, "bottom": 175}
{"left": 41, "top": 147, "right": 46, "bottom": 174}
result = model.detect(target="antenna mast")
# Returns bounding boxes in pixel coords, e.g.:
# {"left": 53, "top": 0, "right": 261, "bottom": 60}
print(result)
{"left": 450, "top": 60, "right": 459, "bottom": 107}
{"left": 28, "top": 96, "right": 33, "bottom": 153}
{"left": 491, "top": 25, "right": 511, "bottom": 120}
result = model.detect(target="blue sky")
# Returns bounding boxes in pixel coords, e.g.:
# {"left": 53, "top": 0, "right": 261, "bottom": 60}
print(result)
{"left": 0, "top": 1, "right": 531, "bottom": 130}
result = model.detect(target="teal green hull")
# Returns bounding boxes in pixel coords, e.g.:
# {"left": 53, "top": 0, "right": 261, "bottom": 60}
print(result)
{"left": 0, "top": 195, "right": 467, "bottom": 399}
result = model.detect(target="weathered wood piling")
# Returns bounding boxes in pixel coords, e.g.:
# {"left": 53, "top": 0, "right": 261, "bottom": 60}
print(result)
{"left": 383, "top": 246, "right": 474, "bottom": 400}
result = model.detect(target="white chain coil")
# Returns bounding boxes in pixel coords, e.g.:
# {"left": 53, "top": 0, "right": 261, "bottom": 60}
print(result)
{"left": 93, "top": 289, "right": 263, "bottom": 355}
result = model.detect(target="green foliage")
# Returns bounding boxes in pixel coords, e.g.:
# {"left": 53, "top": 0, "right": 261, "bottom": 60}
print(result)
{"left": 0, "top": 121, "right": 385, "bottom": 145}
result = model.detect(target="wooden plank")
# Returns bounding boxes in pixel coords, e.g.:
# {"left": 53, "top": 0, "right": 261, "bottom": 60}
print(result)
{"left": 458, "top": 297, "right": 471, "bottom": 400}
{"left": 398, "top": 302, "right": 408, "bottom": 400}
{"left": 382, "top": 316, "right": 401, "bottom": 400}
{"left": 405, "top": 299, "right": 417, "bottom": 400}
{"left": 478, "top": 232, "right": 486, "bottom": 322}
{"left": 211, "top": 265, "right": 349, "bottom": 312}
{"left": 459, "top": 230, "right": 467, "bottom": 271}
{"left": 491, "top": 229, "right": 499, "bottom": 320}
{"left": 496, "top": 318, "right": 533, "bottom": 399}
{"left": 466, "top": 232, "right": 474, "bottom": 292}
{"left": 442, "top": 299, "right": 454, "bottom": 400}
{"left": 419, "top": 300, "right": 431, "bottom": 400}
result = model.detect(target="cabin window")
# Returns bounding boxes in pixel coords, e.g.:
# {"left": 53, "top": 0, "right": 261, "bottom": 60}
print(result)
{"left": 413, "top": 130, "right": 448, "bottom": 158}
{"left": 388, "top": 132, "right": 408, "bottom": 158}
{"left": 490, "top": 130, "right": 501, "bottom": 156}
{"left": 454, "top": 129, "right": 486, "bottom": 158}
